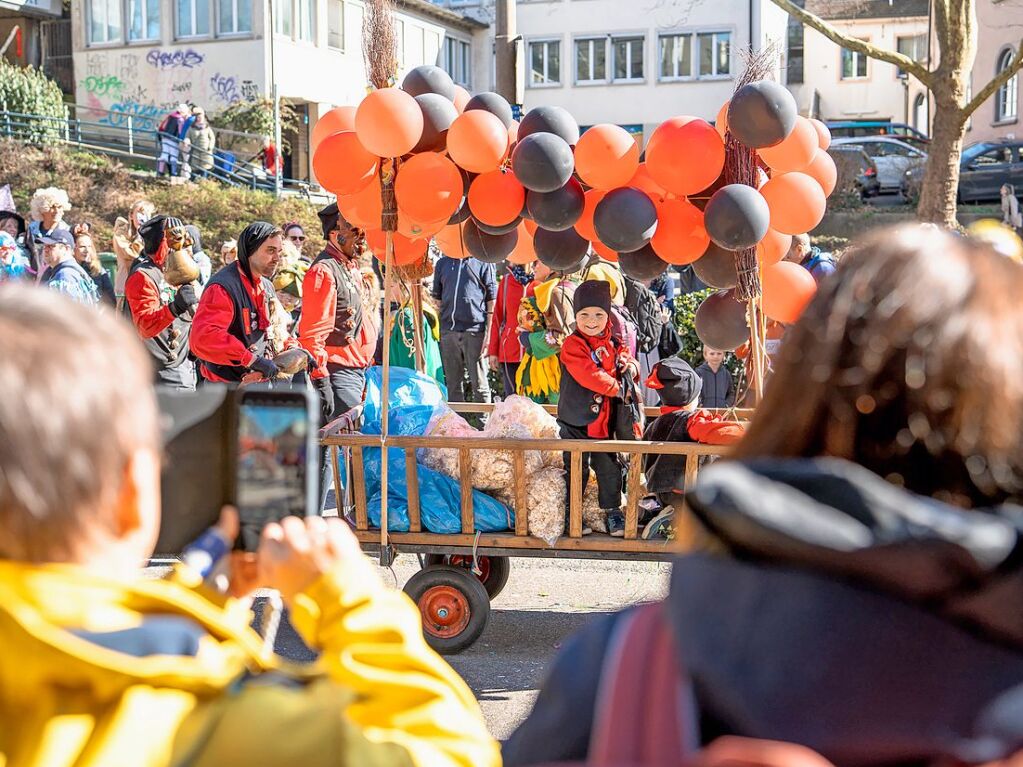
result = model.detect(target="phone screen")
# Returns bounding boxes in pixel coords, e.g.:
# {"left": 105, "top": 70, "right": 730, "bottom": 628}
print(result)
{"left": 237, "top": 393, "right": 312, "bottom": 547}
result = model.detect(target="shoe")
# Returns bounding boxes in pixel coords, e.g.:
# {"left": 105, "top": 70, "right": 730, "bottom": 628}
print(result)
{"left": 605, "top": 509, "right": 625, "bottom": 537}
{"left": 582, "top": 525, "right": 593, "bottom": 536}
{"left": 642, "top": 506, "right": 675, "bottom": 540}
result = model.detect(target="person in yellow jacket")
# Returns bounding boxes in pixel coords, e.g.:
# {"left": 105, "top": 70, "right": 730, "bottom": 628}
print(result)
{"left": 0, "top": 285, "right": 500, "bottom": 767}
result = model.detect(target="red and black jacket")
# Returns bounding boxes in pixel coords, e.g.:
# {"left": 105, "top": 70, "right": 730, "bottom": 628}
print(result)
{"left": 124, "top": 257, "right": 193, "bottom": 371}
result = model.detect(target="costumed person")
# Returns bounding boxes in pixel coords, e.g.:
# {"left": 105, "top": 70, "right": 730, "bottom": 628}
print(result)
{"left": 28, "top": 187, "right": 71, "bottom": 275}
{"left": 220, "top": 239, "right": 238, "bottom": 268}
{"left": 386, "top": 278, "right": 445, "bottom": 385}
{"left": 72, "top": 223, "right": 115, "bottom": 307}
{"left": 112, "top": 199, "right": 155, "bottom": 309}
{"left": 583, "top": 258, "right": 637, "bottom": 356}
{"left": 157, "top": 105, "right": 188, "bottom": 177}
{"left": 530, "top": 260, "right": 577, "bottom": 347}
{"left": 0, "top": 206, "right": 33, "bottom": 273}
{"left": 272, "top": 246, "right": 309, "bottom": 329}
{"left": 124, "top": 214, "right": 198, "bottom": 390}
{"left": 192, "top": 222, "right": 301, "bottom": 383}
{"left": 37, "top": 229, "right": 99, "bottom": 307}
{"left": 640, "top": 357, "right": 746, "bottom": 539}
{"left": 259, "top": 136, "right": 283, "bottom": 177}
{"left": 487, "top": 262, "right": 530, "bottom": 398}
{"left": 187, "top": 106, "right": 216, "bottom": 179}
{"left": 557, "top": 280, "right": 640, "bottom": 538}
{"left": 515, "top": 288, "right": 560, "bottom": 405}
{"left": 0, "top": 231, "right": 31, "bottom": 283}
{"left": 184, "top": 225, "right": 212, "bottom": 287}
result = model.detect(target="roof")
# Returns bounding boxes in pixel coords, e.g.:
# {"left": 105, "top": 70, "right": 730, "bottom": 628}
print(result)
{"left": 804, "top": 0, "right": 929, "bottom": 20}
{"left": 397, "top": 0, "right": 488, "bottom": 30}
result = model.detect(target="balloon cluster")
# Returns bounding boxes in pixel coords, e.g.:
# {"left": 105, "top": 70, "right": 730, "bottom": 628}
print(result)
{"left": 311, "top": 70, "right": 832, "bottom": 344}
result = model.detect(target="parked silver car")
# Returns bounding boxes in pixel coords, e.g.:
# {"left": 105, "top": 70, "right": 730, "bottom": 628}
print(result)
{"left": 831, "top": 136, "right": 927, "bottom": 193}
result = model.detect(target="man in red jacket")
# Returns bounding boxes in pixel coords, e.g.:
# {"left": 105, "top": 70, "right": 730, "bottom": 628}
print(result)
{"left": 487, "top": 263, "right": 530, "bottom": 398}
{"left": 191, "top": 222, "right": 294, "bottom": 383}
{"left": 124, "top": 214, "right": 197, "bottom": 390}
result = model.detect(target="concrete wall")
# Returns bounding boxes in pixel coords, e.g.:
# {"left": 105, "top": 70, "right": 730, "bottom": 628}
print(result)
{"left": 967, "top": 0, "right": 1023, "bottom": 144}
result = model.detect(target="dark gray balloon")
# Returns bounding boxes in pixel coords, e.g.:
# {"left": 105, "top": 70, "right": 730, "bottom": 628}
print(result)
{"left": 464, "top": 219, "right": 518, "bottom": 263}
{"left": 475, "top": 216, "right": 521, "bottom": 236}
{"left": 593, "top": 187, "right": 658, "bottom": 253}
{"left": 465, "top": 91, "right": 514, "bottom": 129}
{"left": 519, "top": 105, "right": 580, "bottom": 145}
{"left": 413, "top": 93, "right": 459, "bottom": 153}
{"left": 692, "top": 242, "right": 738, "bottom": 289}
{"left": 448, "top": 197, "right": 471, "bottom": 225}
{"left": 703, "top": 184, "right": 771, "bottom": 250}
{"left": 511, "top": 133, "right": 575, "bottom": 193}
{"left": 527, "top": 178, "right": 584, "bottom": 231}
{"left": 727, "top": 80, "right": 798, "bottom": 149}
{"left": 618, "top": 244, "right": 667, "bottom": 282}
{"left": 534, "top": 227, "right": 589, "bottom": 272}
{"left": 694, "top": 290, "right": 749, "bottom": 351}
{"left": 402, "top": 65, "right": 456, "bottom": 101}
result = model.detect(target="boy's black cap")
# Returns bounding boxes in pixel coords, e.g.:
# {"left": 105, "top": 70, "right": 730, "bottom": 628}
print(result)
{"left": 646, "top": 357, "right": 702, "bottom": 407}
{"left": 573, "top": 280, "right": 612, "bottom": 315}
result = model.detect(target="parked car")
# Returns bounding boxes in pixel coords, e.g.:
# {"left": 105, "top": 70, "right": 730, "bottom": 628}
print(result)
{"left": 827, "top": 144, "right": 881, "bottom": 198}
{"left": 902, "top": 139, "right": 1023, "bottom": 203}
{"left": 832, "top": 136, "right": 927, "bottom": 193}
{"left": 827, "top": 120, "right": 930, "bottom": 150}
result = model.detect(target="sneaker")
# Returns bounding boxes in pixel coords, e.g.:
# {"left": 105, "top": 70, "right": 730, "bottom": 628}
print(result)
{"left": 582, "top": 525, "right": 593, "bottom": 536}
{"left": 642, "top": 506, "right": 675, "bottom": 540}
{"left": 605, "top": 509, "right": 625, "bottom": 537}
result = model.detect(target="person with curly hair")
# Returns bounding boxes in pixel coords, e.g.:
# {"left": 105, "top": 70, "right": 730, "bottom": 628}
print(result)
{"left": 28, "top": 188, "right": 71, "bottom": 274}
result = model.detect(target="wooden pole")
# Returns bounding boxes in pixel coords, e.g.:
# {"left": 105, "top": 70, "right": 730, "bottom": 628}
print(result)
{"left": 379, "top": 230, "right": 394, "bottom": 551}
{"left": 410, "top": 287, "right": 427, "bottom": 374}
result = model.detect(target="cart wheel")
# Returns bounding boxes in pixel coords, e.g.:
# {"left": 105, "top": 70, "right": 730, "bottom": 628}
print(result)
{"left": 423, "top": 554, "right": 511, "bottom": 600}
{"left": 404, "top": 565, "right": 490, "bottom": 654}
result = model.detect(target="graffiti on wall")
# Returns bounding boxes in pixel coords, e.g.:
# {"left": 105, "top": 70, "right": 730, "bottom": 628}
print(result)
{"left": 209, "top": 72, "right": 240, "bottom": 106}
{"left": 80, "top": 75, "right": 124, "bottom": 97}
{"left": 145, "top": 48, "right": 205, "bottom": 70}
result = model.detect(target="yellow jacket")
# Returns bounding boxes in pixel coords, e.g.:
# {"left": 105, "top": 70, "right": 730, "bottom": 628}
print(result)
{"left": 0, "top": 556, "right": 500, "bottom": 767}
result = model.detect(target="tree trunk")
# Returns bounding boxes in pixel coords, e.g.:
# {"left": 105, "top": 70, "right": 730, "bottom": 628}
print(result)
{"left": 916, "top": 100, "right": 966, "bottom": 227}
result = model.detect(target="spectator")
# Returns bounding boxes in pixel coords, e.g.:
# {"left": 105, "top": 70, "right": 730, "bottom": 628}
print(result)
{"left": 37, "top": 229, "right": 98, "bottom": 306}
{"left": 157, "top": 105, "right": 188, "bottom": 177}
{"left": 113, "top": 199, "right": 155, "bottom": 309}
{"left": 0, "top": 232, "right": 31, "bottom": 283}
{"left": 184, "top": 225, "right": 212, "bottom": 287}
{"left": 488, "top": 262, "right": 531, "bottom": 398}
{"left": 72, "top": 225, "right": 115, "bottom": 307}
{"left": 786, "top": 233, "right": 836, "bottom": 284}
{"left": 695, "top": 345, "right": 735, "bottom": 408}
{"left": 259, "top": 136, "right": 283, "bottom": 177}
{"left": 220, "top": 239, "right": 238, "bottom": 268}
{"left": 387, "top": 279, "right": 445, "bottom": 384}
{"left": 273, "top": 239, "right": 309, "bottom": 327}
{"left": 432, "top": 255, "right": 497, "bottom": 403}
{"left": 0, "top": 208, "right": 32, "bottom": 271}
{"left": 649, "top": 272, "right": 675, "bottom": 307}
{"left": 530, "top": 261, "right": 576, "bottom": 346}
{"left": 0, "top": 286, "right": 500, "bottom": 767}
{"left": 505, "top": 225, "right": 1023, "bottom": 767}
{"left": 282, "top": 222, "right": 311, "bottom": 263}
{"left": 187, "top": 107, "right": 216, "bottom": 179}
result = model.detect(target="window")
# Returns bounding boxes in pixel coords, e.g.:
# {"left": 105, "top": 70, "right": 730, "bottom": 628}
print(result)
{"left": 786, "top": 17, "right": 803, "bottom": 84}
{"left": 274, "top": 0, "right": 291, "bottom": 36}
{"left": 327, "top": 0, "right": 344, "bottom": 49}
{"left": 974, "top": 147, "right": 1012, "bottom": 166}
{"left": 88, "top": 0, "right": 122, "bottom": 43}
{"left": 529, "top": 39, "right": 560, "bottom": 86}
{"left": 444, "top": 37, "right": 471, "bottom": 86}
{"left": 177, "top": 0, "right": 210, "bottom": 37}
{"left": 895, "top": 34, "right": 927, "bottom": 77}
{"left": 612, "top": 36, "right": 644, "bottom": 81}
{"left": 129, "top": 0, "right": 160, "bottom": 40}
{"left": 997, "top": 48, "right": 1019, "bottom": 122}
{"left": 427, "top": 31, "right": 441, "bottom": 66}
{"left": 841, "top": 45, "right": 868, "bottom": 79}
{"left": 405, "top": 24, "right": 425, "bottom": 67}
{"left": 218, "top": 0, "right": 251, "bottom": 34}
{"left": 575, "top": 37, "right": 607, "bottom": 83}
{"left": 698, "top": 31, "right": 730, "bottom": 77}
{"left": 296, "top": 0, "right": 314, "bottom": 41}
{"left": 658, "top": 33, "right": 691, "bottom": 80}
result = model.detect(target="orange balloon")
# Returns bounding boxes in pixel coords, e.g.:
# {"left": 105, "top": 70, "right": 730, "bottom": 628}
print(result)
{"left": 575, "top": 124, "right": 641, "bottom": 191}
{"left": 312, "top": 131, "right": 378, "bottom": 196}
{"left": 575, "top": 189, "right": 606, "bottom": 242}
{"left": 337, "top": 175, "right": 382, "bottom": 230}
{"left": 468, "top": 169, "right": 525, "bottom": 226}
{"left": 629, "top": 164, "right": 667, "bottom": 204}
{"left": 311, "top": 106, "right": 357, "bottom": 151}
{"left": 355, "top": 88, "right": 424, "bottom": 158}
{"left": 365, "top": 229, "right": 429, "bottom": 267}
{"left": 804, "top": 150, "right": 837, "bottom": 197}
{"left": 715, "top": 101, "right": 730, "bottom": 138}
{"left": 508, "top": 120, "right": 520, "bottom": 145}
{"left": 646, "top": 117, "right": 725, "bottom": 196}
{"left": 762, "top": 261, "right": 817, "bottom": 323}
{"left": 524, "top": 218, "right": 538, "bottom": 236}
{"left": 810, "top": 118, "right": 832, "bottom": 150}
{"left": 398, "top": 209, "right": 447, "bottom": 240}
{"left": 435, "top": 222, "right": 471, "bottom": 259}
{"left": 447, "top": 110, "right": 509, "bottom": 174}
{"left": 759, "top": 116, "right": 818, "bottom": 174}
{"left": 591, "top": 239, "right": 618, "bottom": 262}
{"left": 395, "top": 152, "right": 463, "bottom": 223}
{"left": 507, "top": 222, "right": 536, "bottom": 265}
{"left": 651, "top": 198, "right": 710, "bottom": 266}
{"left": 756, "top": 228, "right": 793, "bottom": 266}
{"left": 761, "top": 172, "right": 827, "bottom": 236}
{"left": 453, "top": 86, "right": 470, "bottom": 113}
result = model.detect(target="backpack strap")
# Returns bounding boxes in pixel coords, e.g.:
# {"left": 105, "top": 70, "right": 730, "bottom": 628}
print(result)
{"left": 588, "top": 602, "right": 697, "bottom": 766}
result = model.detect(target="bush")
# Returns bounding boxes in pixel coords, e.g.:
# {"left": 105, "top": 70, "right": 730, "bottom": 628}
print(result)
{"left": 210, "top": 98, "right": 299, "bottom": 154}
{"left": 672, "top": 288, "right": 743, "bottom": 378}
{"left": 0, "top": 62, "right": 65, "bottom": 142}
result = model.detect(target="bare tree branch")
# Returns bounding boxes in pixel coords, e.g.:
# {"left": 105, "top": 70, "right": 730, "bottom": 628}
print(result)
{"left": 767, "top": 0, "right": 934, "bottom": 87}
{"left": 963, "top": 39, "right": 1023, "bottom": 118}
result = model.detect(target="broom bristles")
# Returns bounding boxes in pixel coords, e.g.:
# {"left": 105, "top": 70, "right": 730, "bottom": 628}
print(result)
{"left": 363, "top": 0, "right": 397, "bottom": 90}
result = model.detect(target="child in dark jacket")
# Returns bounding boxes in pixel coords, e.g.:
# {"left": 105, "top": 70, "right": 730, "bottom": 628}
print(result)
{"left": 558, "top": 281, "right": 639, "bottom": 537}
{"left": 641, "top": 357, "right": 746, "bottom": 538}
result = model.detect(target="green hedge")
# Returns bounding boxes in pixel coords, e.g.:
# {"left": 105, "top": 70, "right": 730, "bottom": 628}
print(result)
{"left": 0, "top": 62, "right": 65, "bottom": 141}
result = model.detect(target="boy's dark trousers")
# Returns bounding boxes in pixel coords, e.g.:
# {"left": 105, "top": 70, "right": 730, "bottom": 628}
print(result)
{"left": 559, "top": 420, "right": 625, "bottom": 510}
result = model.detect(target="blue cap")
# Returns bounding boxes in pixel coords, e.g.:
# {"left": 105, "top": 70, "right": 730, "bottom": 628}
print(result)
{"left": 36, "top": 229, "right": 74, "bottom": 247}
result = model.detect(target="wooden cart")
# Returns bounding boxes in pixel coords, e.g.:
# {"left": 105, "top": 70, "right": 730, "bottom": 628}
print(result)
{"left": 322, "top": 402, "right": 734, "bottom": 654}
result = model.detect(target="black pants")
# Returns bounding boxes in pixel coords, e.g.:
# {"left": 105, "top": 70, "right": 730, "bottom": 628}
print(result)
{"left": 501, "top": 361, "right": 519, "bottom": 399}
{"left": 559, "top": 421, "right": 624, "bottom": 511}
{"left": 318, "top": 365, "right": 367, "bottom": 513}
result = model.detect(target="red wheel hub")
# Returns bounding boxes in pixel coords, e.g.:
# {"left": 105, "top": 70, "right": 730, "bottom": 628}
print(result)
{"left": 419, "top": 585, "right": 471, "bottom": 638}
{"left": 446, "top": 555, "right": 491, "bottom": 584}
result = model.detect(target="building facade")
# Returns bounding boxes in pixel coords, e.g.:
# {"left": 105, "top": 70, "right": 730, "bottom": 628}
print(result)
{"left": 1, "top": 0, "right": 68, "bottom": 90}
{"left": 968, "top": 0, "right": 1022, "bottom": 143}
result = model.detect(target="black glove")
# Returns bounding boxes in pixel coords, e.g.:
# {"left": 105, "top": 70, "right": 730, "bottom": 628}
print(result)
{"left": 170, "top": 284, "right": 197, "bottom": 316}
{"left": 248, "top": 356, "right": 279, "bottom": 379}
{"left": 315, "top": 376, "right": 335, "bottom": 422}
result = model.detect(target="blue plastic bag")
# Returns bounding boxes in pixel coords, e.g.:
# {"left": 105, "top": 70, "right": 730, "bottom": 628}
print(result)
{"left": 362, "top": 366, "right": 447, "bottom": 437}
{"left": 363, "top": 447, "right": 513, "bottom": 533}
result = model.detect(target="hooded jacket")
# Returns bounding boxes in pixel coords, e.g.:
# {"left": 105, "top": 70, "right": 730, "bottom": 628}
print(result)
{"left": 0, "top": 553, "right": 499, "bottom": 767}
{"left": 505, "top": 458, "right": 1023, "bottom": 767}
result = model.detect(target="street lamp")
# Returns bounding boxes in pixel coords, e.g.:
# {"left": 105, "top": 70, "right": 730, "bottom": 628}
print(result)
{"left": 267, "top": 0, "right": 283, "bottom": 197}
{"left": 899, "top": 71, "right": 910, "bottom": 125}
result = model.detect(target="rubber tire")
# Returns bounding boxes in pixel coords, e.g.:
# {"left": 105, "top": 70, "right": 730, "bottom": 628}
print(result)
{"left": 404, "top": 565, "right": 491, "bottom": 654}
{"left": 423, "top": 554, "right": 511, "bottom": 600}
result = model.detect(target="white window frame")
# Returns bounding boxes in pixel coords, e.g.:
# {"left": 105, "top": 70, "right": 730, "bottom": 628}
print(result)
{"left": 895, "top": 34, "right": 926, "bottom": 78}
{"left": 996, "top": 48, "right": 1019, "bottom": 123}
{"left": 274, "top": 0, "right": 292, "bottom": 36}
{"left": 611, "top": 35, "right": 645, "bottom": 83}
{"left": 528, "top": 38, "right": 561, "bottom": 88}
{"left": 840, "top": 44, "right": 869, "bottom": 80}
{"left": 325, "top": 0, "right": 344, "bottom": 48}
{"left": 176, "top": 0, "right": 212, "bottom": 39}
{"left": 444, "top": 35, "right": 472, "bottom": 87}
{"left": 295, "top": 0, "right": 315, "bottom": 43}
{"left": 395, "top": 19, "right": 404, "bottom": 68}
{"left": 86, "top": 0, "right": 123, "bottom": 45}
{"left": 128, "top": 0, "right": 160, "bottom": 42}
{"left": 574, "top": 36, "right": 608, "bottom": 85}
{"left": 217, "top": 0, "right": 252, "bottom": 35}
{"left": 657, "top": 32, "right": 693, "bottom": 81}
{"left": 696, "top": 30, "right": 731, "bottom": 79}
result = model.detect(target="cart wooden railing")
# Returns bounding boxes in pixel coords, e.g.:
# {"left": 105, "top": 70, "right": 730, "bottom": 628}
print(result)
{"left": 446, "top": 402, "right": 755, "bottom": 421}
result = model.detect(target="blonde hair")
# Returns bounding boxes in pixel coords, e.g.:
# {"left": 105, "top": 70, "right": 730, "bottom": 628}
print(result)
{"left": 29, "top": 188, "right": 71, "bottom": 222}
